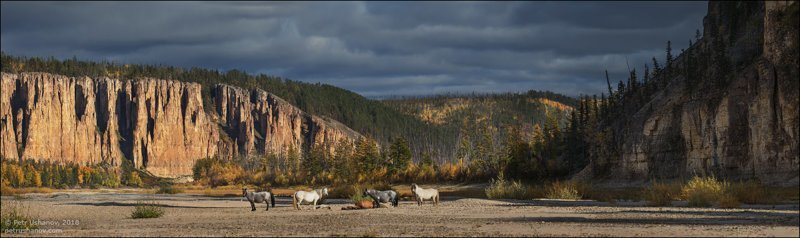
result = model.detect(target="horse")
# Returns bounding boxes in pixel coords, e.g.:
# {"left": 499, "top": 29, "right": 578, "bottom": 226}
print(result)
{"left": 411, "top": 183, "right": 439, "bottom": 206}
{"left": 292, "top": 187, "right": 328, "bottom": 210}
{"left": 242, "top": 188, "right": 275, "bottom": 211}
{"left": 364, "top": 189, "right": 399, "bottom": 207}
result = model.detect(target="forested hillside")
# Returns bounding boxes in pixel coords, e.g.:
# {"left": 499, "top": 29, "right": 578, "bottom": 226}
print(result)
{"left": 569, "top": 1, "right": 799, "bottom": 185}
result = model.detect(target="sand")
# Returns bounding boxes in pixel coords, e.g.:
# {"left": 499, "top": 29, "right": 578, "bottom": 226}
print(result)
{"left": 2, "top": 191, "right": 798, "bottom": 237}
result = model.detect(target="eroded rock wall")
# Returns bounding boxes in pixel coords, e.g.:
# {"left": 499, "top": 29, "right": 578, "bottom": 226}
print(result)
{"left": 213, "top": 84, "right": 360, "bottom": 158}
{"left": 589, "top": 1, "right": 799, "bottom": 186}
{"left": 0, "top": 73, "right": 361, "bottom": 177}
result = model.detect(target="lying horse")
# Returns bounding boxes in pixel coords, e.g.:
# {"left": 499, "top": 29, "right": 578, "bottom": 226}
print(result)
{"left": 411, "top": 183, "right": 439, "bottom": 206}
{"left": 364, "top": 189, "right": 399, "bottom": 207}
{"left": 243, "top": 188, "right": 275, "bottom": 211}
{"left": 292, "top": 187, "right": 328, "bottom": 210}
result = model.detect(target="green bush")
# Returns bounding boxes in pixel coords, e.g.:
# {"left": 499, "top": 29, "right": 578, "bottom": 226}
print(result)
{"left": 130, "top": 201, "right": 165, "bottom": 219}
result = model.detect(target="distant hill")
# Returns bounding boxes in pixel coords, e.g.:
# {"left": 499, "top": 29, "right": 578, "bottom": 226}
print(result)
{"left": 383, "top": 92, "right": 576, "bottom": 145}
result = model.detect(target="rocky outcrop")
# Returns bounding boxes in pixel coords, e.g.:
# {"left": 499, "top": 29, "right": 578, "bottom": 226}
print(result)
{"left": 0, "top": 73, "right": 219, "bottom": 177}
{"left": 585, "top": 1, "right": 798, "bottom": 186}
{"left": 213, "top": 84, "right": 361, "bottom": 158}
{"left": 0, "top": 73, "right": 361, "bottom": 177}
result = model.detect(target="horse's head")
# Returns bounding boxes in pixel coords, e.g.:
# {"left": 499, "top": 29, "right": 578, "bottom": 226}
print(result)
{"left": 242, "top": 188, "right": 248, "bottom": 196}
{"left": 322, "top": 188, "right": 329, "bottom": 196}
{"left": 411, "top": 183, "right": 417, "bottom": 193}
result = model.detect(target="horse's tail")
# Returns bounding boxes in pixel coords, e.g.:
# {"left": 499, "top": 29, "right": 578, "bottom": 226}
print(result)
{"left": 435, "top": 191, "right": 440, "bottom": 205}
{"left": 270, "top": 192, "right": 276, "bottom": 208}
{"left": 291, "top": 194, "right": 296, "bottom": 209}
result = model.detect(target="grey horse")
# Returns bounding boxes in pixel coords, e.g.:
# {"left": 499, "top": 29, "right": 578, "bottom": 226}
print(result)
{"left": 243, "top": 188, "right": 275, "bottom": 211}
{"left": 363, "top": 189, "right": 399, "bottom": 207}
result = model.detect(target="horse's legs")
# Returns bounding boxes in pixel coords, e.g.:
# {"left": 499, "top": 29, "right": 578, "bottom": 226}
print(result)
{"left": 313, "top": 199, "right": 318, "bottom": 210}
{"left": 249, "top": 201, "right": 256, "bottom": 211}
{"left": 264, "top": 200, "right": 269, "bottom": 211}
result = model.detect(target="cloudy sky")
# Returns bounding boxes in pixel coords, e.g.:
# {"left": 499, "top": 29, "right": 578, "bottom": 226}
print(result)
{"left": 1, "top": 1, "right": 707, "bottom": 98}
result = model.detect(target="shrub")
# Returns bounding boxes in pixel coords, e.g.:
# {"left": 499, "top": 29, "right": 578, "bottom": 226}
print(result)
{"left": 485, "top": 176, "right": 539, "bottom": 199}
{"left": 727, "top": 181, "right": 767, "bottom": 204}
{"left": 130, "top": 201, "right": 165, "bottom": 219}
{"left": 156, "top": 185, "right": 183, "bottom": 194}
{"left": 126, "top": 171, "right": 144, "bottom": 188}
{"left": 0, "top": 201, "right": 38, "bottom": 233}
{"left": 192, "top": 158, "right": 244, "bottom": 187}
{"left": 545, "top": 181, "right": 582, "bottom": 200}
{"left": 642, "top": 181, "right": 682, "bottom": 206}
{"left": 682, "top": 176, "right": 726, "bottom": 207}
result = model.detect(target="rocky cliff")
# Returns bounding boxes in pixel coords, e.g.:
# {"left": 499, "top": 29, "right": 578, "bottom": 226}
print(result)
{"left": 585, "top": 1, "right": 799, "bottom": 186}
{"left": 0, "top": 73, "right": 361, "bottom": 177}
{"left": 213, "top": 84, "right": 361, "bottom": 158}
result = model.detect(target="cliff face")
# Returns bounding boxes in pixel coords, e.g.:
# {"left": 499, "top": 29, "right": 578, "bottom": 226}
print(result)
{"left": 588, "top": 1, "right": 799, "bottom": 185}
{"left": 0, "top": 73, "right": 361, "bottom": 177}
{"left": 213, "top": 84, "right": 360, "bottom": 158}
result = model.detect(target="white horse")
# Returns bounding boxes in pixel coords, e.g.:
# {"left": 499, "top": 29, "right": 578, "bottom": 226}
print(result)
{"left": 411, "top": 183, "right": 439, "bottom": 206}
{"left": 243, "top": 188, "right": 275, "bottom": 211}
{"left": 292, "top": 188, "right": 328, "bottom": 210}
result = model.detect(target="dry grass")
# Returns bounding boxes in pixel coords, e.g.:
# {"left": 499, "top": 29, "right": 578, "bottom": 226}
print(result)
{"left": 181, "top": 186, "right": 241, "bottom": 197}
{"left": 0, "top": 200, "right": 38, "bottom": 232}
{"left": 717, "top": 193, "right": 741, "bottom": 209}
{"left": 727, "top": 181, "right": 768, "bottom": 204}
{"left": 485, "top": 179, "right": 540, "bottom": 199}
{"left": 642, "top": 181, "right": 682, "bottom": 206}
{"left": 0, "top": 186, "right": 55, "bottom": 196}
{"left": 544, "top": 181, "right": 582, "bottom": 200}
{"left": 155, "top": 185, "right": 184, "bottom": 194}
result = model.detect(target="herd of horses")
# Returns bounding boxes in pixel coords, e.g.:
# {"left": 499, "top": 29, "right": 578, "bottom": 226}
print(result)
{"left": 242, "top": 183, "right": 440, "bottom": 211}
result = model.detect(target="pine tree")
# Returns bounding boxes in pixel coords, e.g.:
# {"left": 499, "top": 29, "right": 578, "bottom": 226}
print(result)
{"left": 389, "top": 136, "right": 412, "bottom": 174}
{"left": 652, "top": 57, "right": 662, "bottom": 79}
{"left": 695, "top": 29, "right": 702, "bottom": 41}
{"left": 666, "top": 41, "right": 674, "bottom": 72}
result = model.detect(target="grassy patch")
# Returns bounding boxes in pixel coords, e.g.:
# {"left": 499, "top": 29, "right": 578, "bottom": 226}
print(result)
{"left": 0, "top": 201, "right": 38, "bottom": 233}
{"left": 155, "top": 185, "right": 184, "bottom": 194}
{"left": 642, "top": 181, "right": 682, "bottom": 206}
{"left": 717, "top": 193, "right": 740, "bottom": 209}
{"left": 0, "top": 186, "right": 55, "bottom": 196}
{"left": 727, "top": 181, "right": 767, "bottom": 204}
{"left": 130, "top": 201, "right": 165, "bottom": 219}
{"left": 485, "top": 177, "right": 540, "bottom": 199}
{"left": 544, "top": 181, "right": 582, "bottom": 200}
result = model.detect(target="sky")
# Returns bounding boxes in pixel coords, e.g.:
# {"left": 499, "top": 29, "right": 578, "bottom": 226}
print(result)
{"left": 1, "top": 1, "right": 708, "bottom": 98}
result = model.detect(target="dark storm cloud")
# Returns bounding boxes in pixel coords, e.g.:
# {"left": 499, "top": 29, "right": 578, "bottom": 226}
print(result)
{"left": 1, "top": 1, "right": 707, "bottom": 97}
